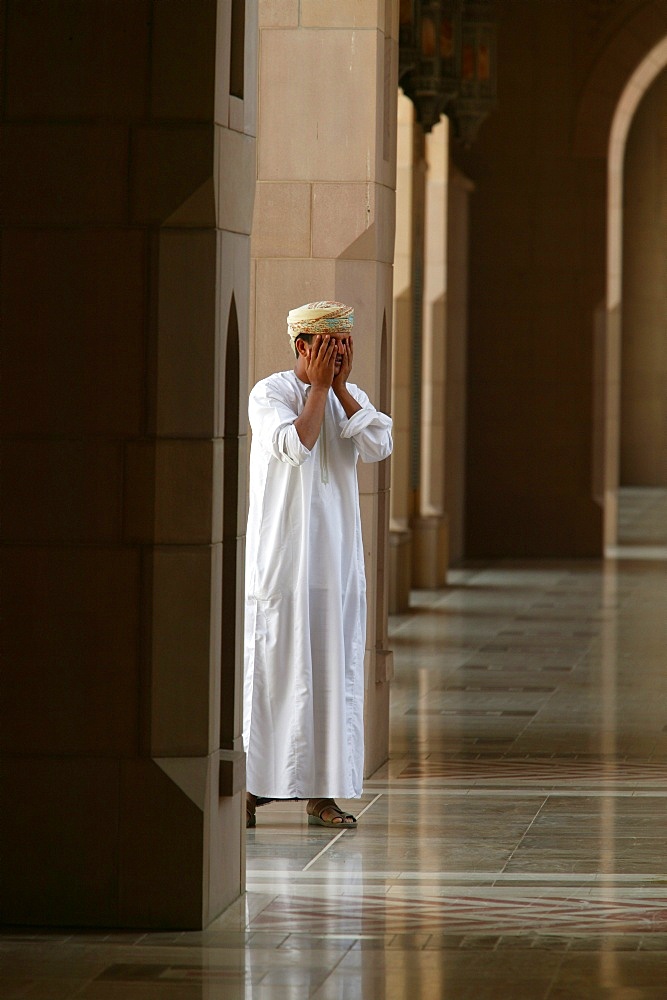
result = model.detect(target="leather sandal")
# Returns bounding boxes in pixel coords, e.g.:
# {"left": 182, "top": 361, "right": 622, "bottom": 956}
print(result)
{"left": 246, "top": 792, "right": 257, "bottom": 829}
{"left": 306, "top": 798, "right": 357, "bottom": 828}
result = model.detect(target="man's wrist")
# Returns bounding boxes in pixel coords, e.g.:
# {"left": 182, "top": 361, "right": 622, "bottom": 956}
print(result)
{"left": 334, "top": 383, "right": 362, "bottom": 419}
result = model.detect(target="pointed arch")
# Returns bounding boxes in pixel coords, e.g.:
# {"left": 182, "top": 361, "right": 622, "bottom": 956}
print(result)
{"left": 574, "top": 10, "right": 667, "bottom": 549}
{"left": 606, "top": 38, "right": 667, "bottom": 310}
{"left": 220, "top": 295, "right": 240, "bottom": 748}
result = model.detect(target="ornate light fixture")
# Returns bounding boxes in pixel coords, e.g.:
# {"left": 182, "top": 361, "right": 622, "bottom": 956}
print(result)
{"left": 398, "top": 0, "right": 463, "bottom": 133}
{"left": 451, "top": 0, "right": 497, "bottom": 145}
{"left": 399, "top": 0, "right": 497, "bottom": 143}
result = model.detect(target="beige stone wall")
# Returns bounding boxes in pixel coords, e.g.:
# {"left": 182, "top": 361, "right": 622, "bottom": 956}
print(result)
{"left": 1, "top": 0, "right": 255, "bottom": 928}
{"left": 620, "top": 66, "right": 667, "bottom": 485}
{"left": 251, "top": 1, "right": 398, "bottom": 776}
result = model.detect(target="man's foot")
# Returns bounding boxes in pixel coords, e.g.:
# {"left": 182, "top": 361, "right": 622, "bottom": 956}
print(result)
{"left": 306, "top": 798, "right": 357, "bottom": 828}
{"left": 246, "top": 792, "right": 257, "bottom": 829}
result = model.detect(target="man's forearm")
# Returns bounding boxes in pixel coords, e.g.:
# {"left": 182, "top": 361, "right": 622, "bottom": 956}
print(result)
{"left": 294, "top": 385, "right": 329, "bottom": 449}
{"left": 333, "top": 384, "right": 362, "bottom": 420}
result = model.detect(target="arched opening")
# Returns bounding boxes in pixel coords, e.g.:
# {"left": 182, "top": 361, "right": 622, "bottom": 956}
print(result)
{"left": 603, "top": 37, "right": 667, "bottom": 551}
{"left": 220, "top": 296, "right": 240, "bottom": 749}
{"left": 617, "top": 66, "right": 667, "bottom": 547}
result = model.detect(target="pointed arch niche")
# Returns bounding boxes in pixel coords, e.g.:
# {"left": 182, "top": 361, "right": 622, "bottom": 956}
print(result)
{"left": 574, "top": 16, "right": 667, "bottom": 551}
{"left": 367, "top": 311, "right": 393, "bottom": 773}
{"left": 220, "top": 295, "right": 242, "bottom": 754}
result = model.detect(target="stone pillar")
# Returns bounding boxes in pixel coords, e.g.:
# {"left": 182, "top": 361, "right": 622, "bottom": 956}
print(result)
{"left": 1, "top": 0, "right": 255, "bottom": 929}
{"left": 390, "top": 93, "right": 415, "bottom": 613}
{"left": 592, "top": 299, "right": 620, "bottom": 552}
{"left": 413, "top": 118, "right": 449, "bottom": 588}
{"left": 391, "top": 118, "right": 473, "bottom": 581}
{"left": 251, "top": 1, "right": 398, "bottom": 777}
{"left": 445, "top": 164, "right": 474, "bottom": 564}
{"left": 459, "top": 1, "right": 604, "bottom": 557}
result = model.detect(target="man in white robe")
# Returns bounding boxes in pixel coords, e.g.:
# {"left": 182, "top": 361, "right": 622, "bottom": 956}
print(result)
{"left": 243, "top": 301, "right": 393, "bottom": 828}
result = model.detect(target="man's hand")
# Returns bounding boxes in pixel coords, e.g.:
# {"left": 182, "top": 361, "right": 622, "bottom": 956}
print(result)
{"left": 294, "top": 335, "right": 335, "bottom": 448}
{"left": 331, "top": 336, "right": 361, "bottom": 420}
{"left": 332, "top": 336, "right": 353, "bottom": 393}
{"left": 305, "top": 335, "right": 337, "bottom": 389}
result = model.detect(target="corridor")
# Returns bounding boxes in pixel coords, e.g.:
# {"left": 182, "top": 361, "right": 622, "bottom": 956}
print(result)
{"left": 2, "top": 490, "right": 667, "bottom": 998}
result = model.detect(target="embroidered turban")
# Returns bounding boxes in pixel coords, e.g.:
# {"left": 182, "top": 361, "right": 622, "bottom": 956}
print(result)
{"left": 287, "top": 300, "right": 354, "bottom": 346}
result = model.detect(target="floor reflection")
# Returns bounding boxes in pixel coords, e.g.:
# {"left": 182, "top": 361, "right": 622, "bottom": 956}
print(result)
{"left": 2, "top": 489, "right": 667, "bottom": 998}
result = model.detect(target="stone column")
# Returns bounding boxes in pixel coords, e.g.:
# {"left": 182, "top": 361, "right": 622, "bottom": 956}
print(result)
{"left": 391, "top": 113, "right": 473, "bottom": 586}
{"left": 389, "top": 92, "right": 415, "bottom": 613}
{"left": 251, "top": 0, "right": 398, "bottom": 777}
{"left": 412, "top": 118, "right": 449, "bottom": 588}
{"left": 445, "top": 164, "right": 474, "bottom": 564}
{"left": 460, "top": 0, "right": 605, "bottom": 558}
{"left": 1, "top": 0, "right": 255, "bottom": 929}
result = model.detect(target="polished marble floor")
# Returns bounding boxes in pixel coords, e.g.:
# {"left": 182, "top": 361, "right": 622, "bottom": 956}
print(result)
{"left": 2, "top": 488, "right": 667, "bottom": 998}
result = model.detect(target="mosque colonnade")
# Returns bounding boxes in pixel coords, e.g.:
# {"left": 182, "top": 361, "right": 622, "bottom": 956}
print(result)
{"left": 2, "top": 0, "right": 667, "bottom": 930}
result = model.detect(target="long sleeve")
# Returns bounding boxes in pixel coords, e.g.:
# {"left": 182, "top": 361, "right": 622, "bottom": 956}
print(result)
{"left": 339, "top": 386, "right": 393, "bottom": 463}
{"left": 248, "top": 378, "right": 312, "bottom": 466}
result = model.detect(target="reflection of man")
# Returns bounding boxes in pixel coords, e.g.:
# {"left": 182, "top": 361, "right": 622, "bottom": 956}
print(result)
{"left": 243, "top": 301, "right": 393, "bottom": 829}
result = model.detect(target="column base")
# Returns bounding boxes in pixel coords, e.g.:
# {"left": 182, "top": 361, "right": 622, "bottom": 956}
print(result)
{"left": 388, "top": 529, "right": 412, "bottom": 614}
{"left": 411, "top": 515, "right": 449, "bottom": 589}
